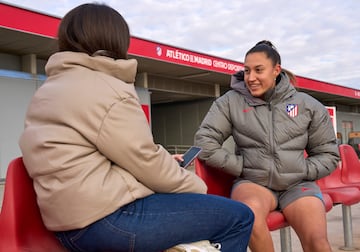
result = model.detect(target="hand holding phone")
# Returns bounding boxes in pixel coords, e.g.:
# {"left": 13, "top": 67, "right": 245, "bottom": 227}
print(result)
{"left": 178, "top": 146, "right": 202, "bottom": 168}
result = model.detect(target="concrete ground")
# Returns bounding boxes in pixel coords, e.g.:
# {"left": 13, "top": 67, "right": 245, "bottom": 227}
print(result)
{"left": 269, "top": 203, "right": 360, "bottom": 252}
{"left": 0, "top": 183, "right": 359, "bottom": 252}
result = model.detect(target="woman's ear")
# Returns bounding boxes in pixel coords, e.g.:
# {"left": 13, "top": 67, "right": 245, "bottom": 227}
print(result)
{"left": 274, "top": 64, "right": 281, "bottom": 76}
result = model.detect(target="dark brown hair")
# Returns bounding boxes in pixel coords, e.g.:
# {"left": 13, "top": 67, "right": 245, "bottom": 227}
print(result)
{"left": 57, "top": 3, "right": 130, "bottom": 59}
{"left": 246, "top": 40, "right": 297, "bottom": 85}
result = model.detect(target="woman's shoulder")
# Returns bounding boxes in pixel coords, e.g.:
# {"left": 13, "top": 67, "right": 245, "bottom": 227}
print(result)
{"left": 220, "top": 89, "right": 246, "bottom": 100}
{"left": 294, "top": 91, "right": 319, "bottom": 103}
{"left": 295, "top": 91, "right": 328, "bottom": 110}
{"left": 214, "top": 90, "right": 247, "bottom": 106}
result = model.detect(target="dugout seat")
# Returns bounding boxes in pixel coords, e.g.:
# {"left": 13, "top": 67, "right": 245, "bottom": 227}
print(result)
{"left": 338, "top": 144, "right": 360, "bottom": 188}
{"left": 0, "top": 157, "right": 66, "bottom": 252}
{"left": 316, "top": 161, "right": 360, "bottom": 250}
{"left": 194, "top": 158, "right": 332, "bottom": 252}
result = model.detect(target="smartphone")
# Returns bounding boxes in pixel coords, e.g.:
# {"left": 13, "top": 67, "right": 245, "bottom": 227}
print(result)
{"left": 178, "top": 146, "right": 202, "bottom": 168}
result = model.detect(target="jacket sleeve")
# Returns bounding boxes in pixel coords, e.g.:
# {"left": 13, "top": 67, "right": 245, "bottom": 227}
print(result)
{"left": 305, "top": 101, "right": 340, "bottom": 180}
{"left": 96, "top": 97, "right": 207, "bottom": 194}
{"left": 194, "top": 95, "right": 243, "bottom": 176}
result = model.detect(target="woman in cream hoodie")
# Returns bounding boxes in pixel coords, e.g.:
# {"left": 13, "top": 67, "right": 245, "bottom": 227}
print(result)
{"left": 19, "top": 3, "right": 254, "bottom": 252}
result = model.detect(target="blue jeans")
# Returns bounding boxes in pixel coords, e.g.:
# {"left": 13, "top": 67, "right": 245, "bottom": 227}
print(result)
{"left": 55, "top": 193, "right": 254, "bottom": 252}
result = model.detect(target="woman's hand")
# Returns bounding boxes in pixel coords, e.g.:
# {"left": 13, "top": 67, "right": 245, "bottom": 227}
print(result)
{"left": 172, "top": 154, "right": 184, "bottom": 163}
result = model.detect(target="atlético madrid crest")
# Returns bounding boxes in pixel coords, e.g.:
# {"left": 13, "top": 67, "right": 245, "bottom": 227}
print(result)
{"left": 286, "top": 104, "right": 298, "bottom": 117}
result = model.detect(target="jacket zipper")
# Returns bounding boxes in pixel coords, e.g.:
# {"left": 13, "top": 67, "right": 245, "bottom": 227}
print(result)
{"left": 267, "top": 101, "right": 275, "bottom": 187}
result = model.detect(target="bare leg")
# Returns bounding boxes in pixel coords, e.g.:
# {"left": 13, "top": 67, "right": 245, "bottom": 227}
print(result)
{"left": 231, "top": 182, "right": 277, "bottom": 252}
{"left": 283, "top": 196, "right": 332, "bottom": 252}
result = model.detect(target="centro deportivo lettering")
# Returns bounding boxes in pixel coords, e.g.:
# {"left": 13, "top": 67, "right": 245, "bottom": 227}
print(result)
{"left": 214, "top": 60, "right": 243, "bottom": 72}
{"left": 213, "top": 60, "right": 227, "bottom": 70}
{"left": 165, "top": 49, "right": 242, "bottom": 71}
{"left": 227, "top": 63, "right": 242, "bottom": 72}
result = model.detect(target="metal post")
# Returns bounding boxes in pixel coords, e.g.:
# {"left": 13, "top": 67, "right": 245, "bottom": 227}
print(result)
{"left": 280, "top": 226, "right": 292, "bottom": 252}
{"left": 340, "top": 205, "right": 356, "bottom": 251}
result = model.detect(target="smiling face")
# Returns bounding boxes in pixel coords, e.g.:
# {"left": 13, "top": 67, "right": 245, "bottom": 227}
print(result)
{"left": 244, "top": 52, "right": 281, "bottom": 98}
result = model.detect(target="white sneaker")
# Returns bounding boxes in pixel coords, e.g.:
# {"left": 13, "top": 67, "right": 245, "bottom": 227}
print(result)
{"left": 165, "top": 240, "right": 221, "bottom": 252}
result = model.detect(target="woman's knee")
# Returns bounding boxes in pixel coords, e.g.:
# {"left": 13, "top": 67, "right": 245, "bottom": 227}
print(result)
{"left": 224, "top": 198, "right": 255, "bottom": 227}
{"left": 301, "top": 236, "right": 331, "bottom": 252}
{"left": 231, "top": 183, "right": 276, "bottom": 213}
{"left": 204, "top": 194, "right": 255, "bottom": 227}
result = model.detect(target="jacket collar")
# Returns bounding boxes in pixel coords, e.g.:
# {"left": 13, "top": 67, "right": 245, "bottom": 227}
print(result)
{"left": 45, "top": 51, "right": 138, "bottom": 84}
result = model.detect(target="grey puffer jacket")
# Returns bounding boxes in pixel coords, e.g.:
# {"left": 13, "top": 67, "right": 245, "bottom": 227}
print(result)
{"left": 194, "top": 71, "right": 340, "bottom": 190}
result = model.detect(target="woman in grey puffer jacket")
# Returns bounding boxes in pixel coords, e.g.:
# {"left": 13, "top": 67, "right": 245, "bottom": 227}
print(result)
{"left": 194, "top": 40, "right": 339, "bottom": 252}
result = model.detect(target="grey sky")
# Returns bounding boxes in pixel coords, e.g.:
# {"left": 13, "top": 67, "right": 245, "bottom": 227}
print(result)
{"left": 5, "top": 0, "right": 360, "bottom": 90}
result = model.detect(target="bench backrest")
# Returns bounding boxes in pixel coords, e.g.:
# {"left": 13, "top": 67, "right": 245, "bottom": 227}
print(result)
{"left": 0, "top": 157, "right": 65, "bottom": 252}
{"left": 339, "top": 144, "right": 360, "bottom": 185}
{"left": 194, "top": 158, "right": 235, "bottom": 197}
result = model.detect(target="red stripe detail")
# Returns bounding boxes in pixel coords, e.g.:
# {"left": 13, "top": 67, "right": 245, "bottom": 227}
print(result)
{"left": 141, "top": 105, "right": 150, "bottom": 124}
{"left": 1, "top": 2, "right": 359, "bottom": 99}
{"left": 129, "top": 36, "right": 244, "bottom": 74}
{"left": 296, "top": 77, "right": 360, "bottom": 99}
{"left": 0, "top": 3, "right": 59, "bottom": 38}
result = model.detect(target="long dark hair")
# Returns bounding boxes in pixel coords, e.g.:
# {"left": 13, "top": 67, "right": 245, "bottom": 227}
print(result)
{"left": 57, "top": 3, "right": 130, "bottom": 60}
{"left": 246, "top": 40, "right": 297, "bottom": 85}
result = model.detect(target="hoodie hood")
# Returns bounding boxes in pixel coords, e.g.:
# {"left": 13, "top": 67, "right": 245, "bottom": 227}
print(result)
{"left": 46, "top": 51, "right": 138, "bottom": 84}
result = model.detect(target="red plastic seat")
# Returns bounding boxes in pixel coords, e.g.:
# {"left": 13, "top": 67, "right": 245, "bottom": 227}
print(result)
{"left": 195, "top": 159, "right": 332, "bottom": 228}
{"left": 194, "top": 158, "right": 334, "bottom": 251}
{"left": 195, "top": 159, "right": 333, "bottom": 252}
{"left": 316, "top": 161, "right": 360, "bottom": 250}
{"left": 339, "top": 144, "right": 360, "bottom": 188}
{"left": 194, "top": 158, "right": 233, "bottom": 197}
{"left": 0, "top": 157, "right": 66, "bottom": 252}
{"left": 194, "top": 158, "right": 294, "bottom": 251}
{"left": 316, "top": 164, "right": 360, "bottom": 205}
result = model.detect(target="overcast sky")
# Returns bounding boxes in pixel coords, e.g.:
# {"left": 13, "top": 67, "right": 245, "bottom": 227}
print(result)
{"left": 5, "top": 0, "right": 360, "bottom": 90}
